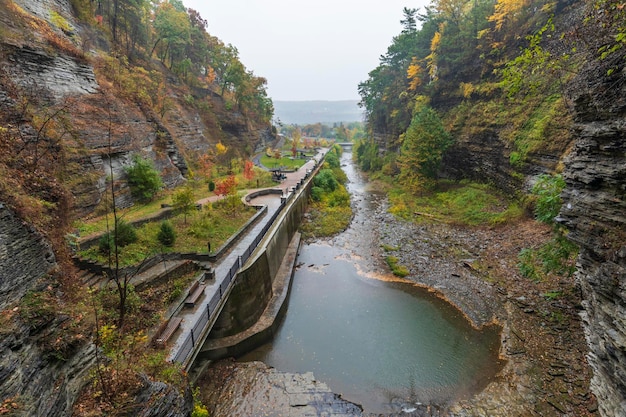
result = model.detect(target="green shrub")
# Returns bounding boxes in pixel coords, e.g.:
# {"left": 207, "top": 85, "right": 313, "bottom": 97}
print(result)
{"left": 518, "top": 248, "right": 539, "bottom": 281}
{"left": 157, "top": 221, "right": 176, "bottom": 247}
{"left": 98, "top": 232, "right": 114, "bottom": 255}
{"left": 325, "top": 151, "right": 340, "bottom": 169}
{"left": 313, "top": 169, "right": 338, "bottom": 192}
{"left": 208, "top": 181, "right": 215, "bottom": 192}
{"left": 310, "top": 186, "right": 324, "bottom": 202}
{"left": 97, "top": 221, "right": 138, "bottom": 254}
{"left": 126, "top": 155, "right": 163, "bottom": 202}
{"left": 517, "top": 235, "right": 577, "bottom": 282}
{"left": 114, "top": 220, "right": 138, "bottom": 247}
{"left": 532, "top": 174, "right": 566, "bottom": 224}
{"left": 327, "top": 188, "right": 350, "bottom": 207}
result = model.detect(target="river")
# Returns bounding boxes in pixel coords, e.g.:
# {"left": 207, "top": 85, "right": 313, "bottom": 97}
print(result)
{"left": 239, "top": 152, "right": 503, "bottom": 414}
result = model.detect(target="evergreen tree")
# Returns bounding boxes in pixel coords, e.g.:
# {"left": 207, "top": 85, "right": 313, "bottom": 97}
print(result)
{"left": 398, "top": 103, "right": 453, "bottom": 192}
{"left": 125, "top": 155, "right": 163, "bottom": 202}
{"left": 157, "top": 221, "right": 176, "bottom": 247}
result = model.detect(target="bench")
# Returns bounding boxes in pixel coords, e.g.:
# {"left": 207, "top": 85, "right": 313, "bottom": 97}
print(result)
{"left": 184, "top": 280, "right": 205, "bottom": 308}
{"left": 154, "top": 316, "right": 183, "bottom": 348}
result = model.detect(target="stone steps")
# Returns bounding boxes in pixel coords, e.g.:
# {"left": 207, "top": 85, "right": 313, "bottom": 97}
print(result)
{"left": 77, "top": 269, "right": 101, "bottom": 287}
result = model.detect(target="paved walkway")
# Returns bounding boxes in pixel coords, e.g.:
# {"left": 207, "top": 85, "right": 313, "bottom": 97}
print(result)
{"left": 166, "top": 150, "right": 326, "bottom": 366}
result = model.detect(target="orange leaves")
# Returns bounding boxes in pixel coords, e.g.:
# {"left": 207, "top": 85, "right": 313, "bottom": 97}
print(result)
{"left": 198, "top": 153, "right": 214, "bottom": 179}
{"left": 243, "top": 160, "right": 255, "bottom": 181}
{"left": 205, "top": 67, "right": 217, "bottom": 84}
{"left": 214, "top": 175, "right": 237, "bottom": 197}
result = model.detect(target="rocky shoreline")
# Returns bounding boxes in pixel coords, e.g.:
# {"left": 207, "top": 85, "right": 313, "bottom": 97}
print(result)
{"left": 198, "top": 186, "right": 598, "bottom": 416}
{"left": 370, "top": 197, "right": 596, "bottom": 416}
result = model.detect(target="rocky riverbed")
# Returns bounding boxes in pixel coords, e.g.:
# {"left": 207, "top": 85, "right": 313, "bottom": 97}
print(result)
{"left": 198, "top": 180, "right": 598, "bottom": 416}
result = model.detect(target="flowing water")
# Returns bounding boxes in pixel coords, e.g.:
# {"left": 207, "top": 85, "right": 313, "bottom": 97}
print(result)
{"left": 239, "top": 152, "right": 503, "bottom": 414}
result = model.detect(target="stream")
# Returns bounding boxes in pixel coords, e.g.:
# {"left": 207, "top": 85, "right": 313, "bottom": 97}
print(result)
{"left": 239, "top": 152, "right": 503, "bottom": 414}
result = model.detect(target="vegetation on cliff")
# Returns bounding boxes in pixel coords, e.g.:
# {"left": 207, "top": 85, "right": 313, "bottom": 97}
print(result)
{"left": 354, "top": 0, "right": 625, "bottom": 275}
{"left": 357, "top": 0, "right": 624, "bottom": 183}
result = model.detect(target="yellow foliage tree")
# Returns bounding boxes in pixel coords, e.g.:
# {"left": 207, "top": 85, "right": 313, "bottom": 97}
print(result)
{"left": 215, "top": 142, "right": 227, "bottom": 155}
{"left": 488, "top": 0, "right": 530, "bottom": 31}
{"left": 407, "top": 57, "right": 424, "bottom": 91}
{"left": 426, "top": 28, "right": 444, "bottom": 81}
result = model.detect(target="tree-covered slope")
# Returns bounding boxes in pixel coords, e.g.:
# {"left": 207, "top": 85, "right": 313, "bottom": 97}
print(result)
{"left": 357, "top": 0, "right": 626, "bottom": 415}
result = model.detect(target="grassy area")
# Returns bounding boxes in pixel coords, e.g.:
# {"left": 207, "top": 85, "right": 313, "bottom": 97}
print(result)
{"left": 73, "top": 184, "right": 209, "bottom": 236}
{"left": 260, "top": 154, "right": 308, "bottom": 170}
{"left": 385, "top": 255, "right": 410, "bottom": 277}
{"left": 301, "top": 202, "right": 352, "bottom": 238}
{"left": 388, "top": 180, "right": 524, "bottom": 226}
{"left": 74, "top": 169, "right": 275, "bottom": 236}
{"left": 77, "top": 198, "right": 257, "bottom": 267}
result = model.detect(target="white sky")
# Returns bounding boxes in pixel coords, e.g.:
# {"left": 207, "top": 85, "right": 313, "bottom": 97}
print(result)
{"left": 182, "top": 0, "right": 431, "bottom": 101}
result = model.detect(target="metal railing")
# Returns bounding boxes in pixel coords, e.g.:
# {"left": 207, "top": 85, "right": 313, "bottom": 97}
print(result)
{"left": 171, "top": 200, "right": 289, "bottom": 365}
{"left": 170, "top": 157, "right": 321, "bottom": 366}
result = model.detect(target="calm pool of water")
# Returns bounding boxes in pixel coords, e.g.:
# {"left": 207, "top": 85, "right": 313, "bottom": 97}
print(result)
{"left": 239, "top": 153, "right": 503, "bottom": 414}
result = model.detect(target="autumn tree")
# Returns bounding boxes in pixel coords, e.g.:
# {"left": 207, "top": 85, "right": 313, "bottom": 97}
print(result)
{"left": 407, "top": 57, "right": 425, "bottom": 91}
{"left": 358, "top": 7, "right": 438, "bottom": 138}
{"left": 243, "top": 160, "right": 255, "bottom": 181}
{"left": 291, "top": 128, "right": 302, "bottom": 157}
{"left": 214, "top": 175, "right": 237, "bottom": 197}
{"left": 488, "top": 0, "right": 530, "bottom": 32}
{"left": 198, "top": 153, "right": 214, "bottom": 180}
{"left": 214, "top": 142, "right": 229, "bottom": 173}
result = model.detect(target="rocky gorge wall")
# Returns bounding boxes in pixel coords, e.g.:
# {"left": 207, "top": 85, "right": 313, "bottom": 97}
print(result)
{"left": 0, "top": 201, "right": 194, "bottom": 416}
{"left": 559, "top": 55, "right": 626, "bottom": 416}
{"left": 439, "top": 31, "right": 626, "bottom": 417}
{"left": 1, "top": 0, "right": 272, "bottom": 217}
{"left": 0, "top": 204, "right": 55, "bottom": 310}
{"left": 0, "top": 203, "right": 94, "bottom": 416}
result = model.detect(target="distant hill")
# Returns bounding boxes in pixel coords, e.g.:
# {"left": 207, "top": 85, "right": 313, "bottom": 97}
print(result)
{"left": 273, "top": 100, "right": 363, "bottom": 125}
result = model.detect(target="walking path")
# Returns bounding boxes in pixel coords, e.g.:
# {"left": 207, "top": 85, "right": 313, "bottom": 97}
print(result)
{"left": 165, "top": 150, "right": 326, "bottom": 367}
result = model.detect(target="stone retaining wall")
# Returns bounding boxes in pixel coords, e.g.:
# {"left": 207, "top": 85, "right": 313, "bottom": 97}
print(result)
{"left": 207, "top": 171, "right": 315, "bottom": 339}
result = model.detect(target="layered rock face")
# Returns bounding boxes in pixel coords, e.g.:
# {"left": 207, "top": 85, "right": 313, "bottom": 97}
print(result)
{"left": 0, "top": 204, "right": 55, "bottom": 310}
{"left": 1, "top": 0, "right": 270, "bottom": 217}
{"left": 559, "top": 57, "right": 626, "bottom": 415}
{"left": 441, "top": 127, "right": 524, "bottom": 195}
{"left": 0, "top": 203, "right": 94, "bottom": 416}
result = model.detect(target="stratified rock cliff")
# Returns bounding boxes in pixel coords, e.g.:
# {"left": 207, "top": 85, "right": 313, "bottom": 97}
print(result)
{"left": 559, "top": 47, "right": 626, "bottom": 416}
{"left": 0, "top": 202, "right": 94, "bottom": 416}
{"left": 0, "top": 204, "right": 55, "bottom": 309}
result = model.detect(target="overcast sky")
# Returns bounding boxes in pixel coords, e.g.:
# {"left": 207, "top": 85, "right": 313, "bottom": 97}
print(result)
{"left": 182, "top": 0, "right": 430, "bottom": 101}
